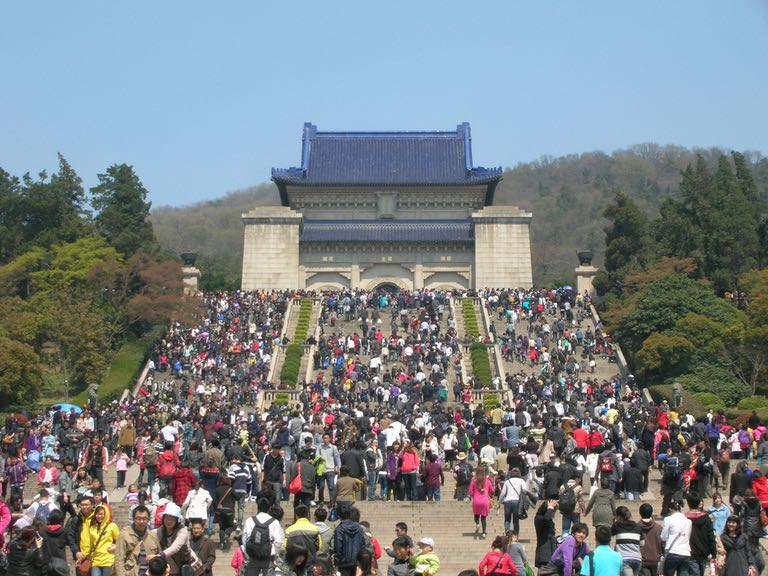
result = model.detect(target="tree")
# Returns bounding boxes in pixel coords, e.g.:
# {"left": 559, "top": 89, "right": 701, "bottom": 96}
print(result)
{"left": 18, "top": 154, "right": 91, "bottom": 251}
{"left": 634, "top": 333, "right": 694, "bottom": 382}
{"left": 91, "top": 164, "right": 158, "bottom": 257}
{"left": 616, "top": 273, "right": 736, "bottom": 359}
{"left": 702, "top": 156, "right": 759, "bottom": 292}
{"left": 602, "top": 191, "right": 654, "bottom": 274}
{"left": 0, "top": 168, "right": 22, "bottom": 263}
{"left": 0, "top": 338, "right": 43, "bottom": 407}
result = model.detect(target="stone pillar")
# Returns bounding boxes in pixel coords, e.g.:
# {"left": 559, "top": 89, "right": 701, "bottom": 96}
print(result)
{"left": 472, "top": 205, "right": 533, "bottom": 289}
{"left": 180, "top": 252, "right": 201, "bottom": 294}
{"left": 351, "top": 264, "right": 361, "bottom": 288}
{"left": 575, "top": 250, "right": 598, "bottom": 299}
{"left": 413, "top": 264, "right": 424, "bottom": 289}
{"left": 182, "top": 266, "right": 201, "bottom": 294}
{"left": 241, "top": 207, "right": 302, "bottom": 290}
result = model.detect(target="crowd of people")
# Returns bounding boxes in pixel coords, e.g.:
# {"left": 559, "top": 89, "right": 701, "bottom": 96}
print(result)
{"left": 0, "top": 287, "right": 766, "bottom": 576}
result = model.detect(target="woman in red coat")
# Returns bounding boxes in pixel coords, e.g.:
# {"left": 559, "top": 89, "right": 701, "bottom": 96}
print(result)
{"left": 478, "top": 535, "right": 518, "bottom": 576}
{"left": 751, "top": 470, "right": 768, "bottom": 509}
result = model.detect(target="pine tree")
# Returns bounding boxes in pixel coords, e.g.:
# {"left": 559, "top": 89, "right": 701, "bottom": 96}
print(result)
{"left": 91, "top": 164, "right": 158, "bottom": 257}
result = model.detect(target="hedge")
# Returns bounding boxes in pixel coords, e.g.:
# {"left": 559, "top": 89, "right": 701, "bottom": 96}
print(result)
{"left": 280, "top": 344, "right": 304, "bottom": 385}
{"left": 483, "top": 392, "right": 500, "bottom": 408}
{"left": 693, "top": 392, "right": 726, "bottom": 412}
{"left": 737, "top": 396, "right": 768, "bottom": 411}
{"left": 293, "top": 299, "right": 314, "bottom": 342}
{"left": 272, "top": 392, "right": 291, "bottom": 407}
{"left": 279, "top": 300, "right": 314, "bottom": 386}
{"left": 648, "top": 384, "right": 708, "bottom": 417}
{"left": 470, "top": 342, "right": 493, "bottom": 388}
{"left": 462, "top": 299, "right": 480, "bottom": 338}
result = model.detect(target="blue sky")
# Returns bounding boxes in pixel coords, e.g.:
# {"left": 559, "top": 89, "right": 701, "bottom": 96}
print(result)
{"left": 1, "top": 1, "right": 766, "bottom": 207}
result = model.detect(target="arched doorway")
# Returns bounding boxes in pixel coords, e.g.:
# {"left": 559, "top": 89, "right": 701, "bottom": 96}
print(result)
{"left": 374, "top": 282, "right": 400, "bottom": 293}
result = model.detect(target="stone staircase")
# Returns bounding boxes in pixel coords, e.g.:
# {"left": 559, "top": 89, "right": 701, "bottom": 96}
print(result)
{"left": 492, "top": 302, "right": 623, "bottom": 387}
{"left": 95, "top": 459, "right": 667, "bottom": 574}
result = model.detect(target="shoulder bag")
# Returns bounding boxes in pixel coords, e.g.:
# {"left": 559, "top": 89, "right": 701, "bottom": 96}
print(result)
{"left": 289, "top": 462, "right": 303, "bottom": 494}
{"left": 213, "top": 487, "right": 233, "bottom": 523}
{"left": 76, "top": 526, "right": 108, "bottom": 576}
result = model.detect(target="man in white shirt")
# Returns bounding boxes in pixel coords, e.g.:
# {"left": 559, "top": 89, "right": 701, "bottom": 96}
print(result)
{"left": 660, "top": 500, "right": 692, "bottom": 575}
{"left": 160, "top": 423, "right": 178, "bottom": 444}
{"left": 242, "top": 497, "right": 284, "bottom": 575}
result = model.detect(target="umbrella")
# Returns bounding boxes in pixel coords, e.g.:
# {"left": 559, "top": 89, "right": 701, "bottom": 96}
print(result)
{"left": 50, "top": 403, "right": 83, "bottom": 414}
{"left": 560, "top": 285, "right": 574, "bottom": 291}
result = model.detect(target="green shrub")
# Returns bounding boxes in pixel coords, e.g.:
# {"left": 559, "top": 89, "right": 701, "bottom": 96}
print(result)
{"left": 462, "top": 300, "right": 480, "bottom": 338}
{"left": 272, "top": 392, "right": 291, "bottom": 406}
{"left": 737, "top": 396, "right": 768, "bottom": 411}
{"left": 648, "top": 384, "right": 707, "bottom": 417}
{"left": 280, "top": 343, "right": 304, "bottom": 385}
{"left": 293, "top": 300, "right": 314, "bottom": 342}
{"left": 470, "top": 342, "right": 493, "bottom": 388}
{"left": 483, "top": 392, "right": 500, "bottom": 408}
{"left": 693, "top": 392, "right": 726, "bottom": 412}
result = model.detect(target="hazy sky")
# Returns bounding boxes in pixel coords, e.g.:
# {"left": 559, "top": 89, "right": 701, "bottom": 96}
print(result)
{"left": 2, "top": 1, "right": 767, "bottom": 207}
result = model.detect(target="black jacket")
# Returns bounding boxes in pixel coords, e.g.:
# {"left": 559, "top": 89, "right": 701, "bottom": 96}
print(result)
{"left": 7, "top": 539, "right": 44, "bottom": 576}
{"left": 685, "top": 511, "right": 718, "bottom": 559}
{"left": 534, "top": 505, "right": 558, "bottom": 567}
{"left": 41, "top": 525, "right": 69, "bottom": 563}
{"left": 623, "top": 466, "right": 644, "bottom": 493}
{"left": 341, "top": 448, "right": 365, "bottom": 479}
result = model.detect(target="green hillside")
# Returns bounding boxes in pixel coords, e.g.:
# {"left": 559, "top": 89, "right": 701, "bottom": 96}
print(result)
{"left": 150, "top": 144, "right": 768, "bottom": 287}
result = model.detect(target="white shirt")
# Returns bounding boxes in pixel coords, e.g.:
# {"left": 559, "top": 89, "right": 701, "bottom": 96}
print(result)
{"left": 242, "top": 512, "right": 284, "bottom": 558}
{"left": 661, "top": 512, "right": 692, "bottom": 556}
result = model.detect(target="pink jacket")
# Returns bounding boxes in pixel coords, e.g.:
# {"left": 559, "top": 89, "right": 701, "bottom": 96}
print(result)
{"left": 37, "top": 466, "right": 60, "bottom": 486}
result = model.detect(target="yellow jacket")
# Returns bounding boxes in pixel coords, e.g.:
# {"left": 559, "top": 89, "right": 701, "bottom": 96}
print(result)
{"left": 81, "top": 504, "right": 120, "bottom": 568}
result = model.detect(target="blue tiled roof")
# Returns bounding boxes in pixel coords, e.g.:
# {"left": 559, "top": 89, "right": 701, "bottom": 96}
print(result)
{"left": 300, "top": 220, "right": 473, "bottom": 243}
{"left": 272, "top": 123, "right": 502, "bottom": 205}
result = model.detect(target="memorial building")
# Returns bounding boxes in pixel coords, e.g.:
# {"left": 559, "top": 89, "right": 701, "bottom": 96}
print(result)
{"left": 241, "top": 122, "right": 533, "bottom": 291}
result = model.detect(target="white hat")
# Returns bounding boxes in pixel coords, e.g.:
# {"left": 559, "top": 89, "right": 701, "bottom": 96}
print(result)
{"left": 418, "top": 537, "right": 435, "bottom": 547}
{"left": 162, "top": 502, "right": 183, "bottom": 521}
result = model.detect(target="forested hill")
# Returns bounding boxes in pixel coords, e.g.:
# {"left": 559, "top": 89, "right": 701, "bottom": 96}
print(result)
{"left": 150, "top": 144, "right": 768, "bottom": 288}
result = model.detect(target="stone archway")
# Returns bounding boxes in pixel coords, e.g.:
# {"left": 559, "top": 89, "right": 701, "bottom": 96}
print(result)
{"left": 374, "top": 282, "right": 400, "bottom": 293}
{"left": 360, "top": 276, "right": 412, "bottom": 291}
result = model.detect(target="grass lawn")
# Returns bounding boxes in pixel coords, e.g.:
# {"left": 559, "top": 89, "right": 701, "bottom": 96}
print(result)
{"left": 71, "top": 324, "right": 165, "bottom": 406}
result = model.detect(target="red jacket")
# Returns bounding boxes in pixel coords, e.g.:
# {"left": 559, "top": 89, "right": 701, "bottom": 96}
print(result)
{"left": 173, "top": 467, "right": 196, "bottom": 505}
{"left": 573, "top": 428, "right": 589, "bottom": 449}
{"left": 753, "top": 476, "right": 768, "bottom": 508}
{"left": 479, "top": 550, "right": 517, "bottom": 576}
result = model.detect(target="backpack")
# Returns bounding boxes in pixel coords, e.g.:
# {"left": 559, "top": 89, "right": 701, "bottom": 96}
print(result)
{"left": 599, "top": 454, "right": 614, "bottom": 474}
{"left": 456, "top": 463, "right": 472, "bottom": 486}
{"left": 664, "top": 457, "right": 681, "bottom": 481}
{"left": 34, "top": 501, "right": 51, "bottom": 524}
{"left": 143, "top": 444, "right": 158, "bottom": 467}
{"left": 157, "top": 453, "right": 177, "bottom": 479}
{"left": 245, "top": 516, "right": 275, "bottom": 562}
{"left": 558, "top": 487, "right": 577, "bottom": 514}
{"left": 333, "top": 522, "right": 366, "bottom": 567}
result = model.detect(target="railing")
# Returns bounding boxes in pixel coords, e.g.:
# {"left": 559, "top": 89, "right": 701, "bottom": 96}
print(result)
{"left": 261, "top": 389, "right": 302, "bottom": 406}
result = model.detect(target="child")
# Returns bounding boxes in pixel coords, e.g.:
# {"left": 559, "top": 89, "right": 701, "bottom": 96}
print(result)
{"left": 410, "top": 537, "right": 440, "bottom": 576}
{"left": 110, "top": 447, "right": 131, "bottom": 488}
{"left": 124, "top": 484, "right": 140, "bottom": 505}
{"left": 230, "top": 535, "right": 245, "bottom": 575}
